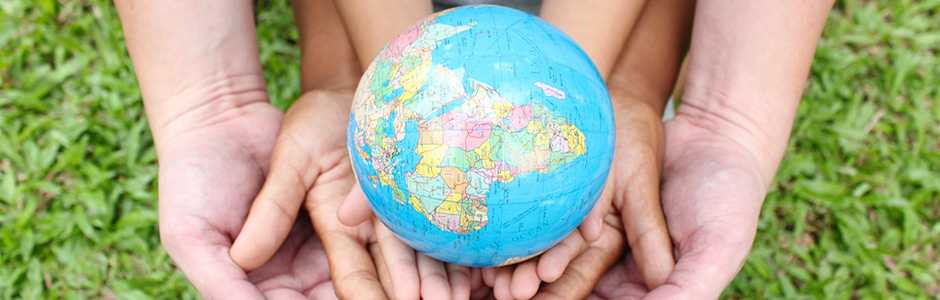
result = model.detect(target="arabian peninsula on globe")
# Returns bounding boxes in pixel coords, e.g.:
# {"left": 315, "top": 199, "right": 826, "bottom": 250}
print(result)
{"left": 347, "top": 5, "right": 615, "bottom": 267}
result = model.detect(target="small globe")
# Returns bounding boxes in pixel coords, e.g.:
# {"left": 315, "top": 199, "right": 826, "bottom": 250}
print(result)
{"left": 348, "top": 5, "right": 614, "bottom": 267}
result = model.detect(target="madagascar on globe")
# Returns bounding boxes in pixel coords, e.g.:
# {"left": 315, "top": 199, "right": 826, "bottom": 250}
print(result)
{"left": 347, "top": 5, "right": 614, "bottom": 267}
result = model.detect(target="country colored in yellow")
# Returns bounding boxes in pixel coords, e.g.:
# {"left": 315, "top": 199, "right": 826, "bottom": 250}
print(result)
{"left": 415, "top": 143, "right": 447, "bottom": 178}
{"left": 399, "top": 55, "right": 432, "bottom": 101}
{"left": 561, "top": 124, "right": 586, "bottom": 155}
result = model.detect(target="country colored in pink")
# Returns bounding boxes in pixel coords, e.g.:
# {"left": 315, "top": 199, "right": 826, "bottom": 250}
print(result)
{"left": 385, "top": 26, "right": 421, "bottom": 58}
{"left": 439, "top": 111, "right": 492, "bottom": 151}
{"left": 463, "top": 121, "right": 492, "bottom": 150}
{"left": 434, "top": 212, "right": 461, "bottom": 231}
{"left": 506, "top": 105, "right": 532, "bottom": 130}
{"left": 550, "top": 135, "right": 569, "bottom": 152}
{"left": 472, "top": 168, "right": 497, "bottom": 182}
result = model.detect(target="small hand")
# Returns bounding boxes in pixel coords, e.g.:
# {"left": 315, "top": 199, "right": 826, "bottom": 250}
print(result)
{"left": 158, "top": 99, "right": 336, "bottom": 299}
{"left": 229, "top": 89, "right": 390, "bottom": 299}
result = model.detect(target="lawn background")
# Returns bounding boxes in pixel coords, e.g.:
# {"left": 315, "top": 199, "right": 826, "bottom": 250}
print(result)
{"left": 0, "top": 0, "right": 937, "bottom": 299}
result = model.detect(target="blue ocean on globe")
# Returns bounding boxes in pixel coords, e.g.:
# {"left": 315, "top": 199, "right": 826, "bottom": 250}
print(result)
{"left": 347, "top": 5, "right": 615, "bottom": 267}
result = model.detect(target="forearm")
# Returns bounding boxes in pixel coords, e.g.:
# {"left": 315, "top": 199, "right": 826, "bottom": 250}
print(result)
{"left": 293, "top": 0, "right": 362, "bottom": 92}
{"left": 606, "top": 0, "right": 693, "bottom": 114}
{"left": 333, "top": 0, "right": 432, "bottom": 69}
{"left": 115, "top": 0, "right": 267, "bottom": 142}
{"left": 679, "top": 0, "right": 833, "bottom": 182}
{"left": 539, "top": 0, "right": 647, "bottom": 79}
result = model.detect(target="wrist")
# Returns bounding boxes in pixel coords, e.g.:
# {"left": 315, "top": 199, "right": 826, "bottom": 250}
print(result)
{"left": 664, "top": 117, "right": 770, "bottom": 195}
{"left": 670, "top": 93, "right": 789, "bottom": 187}
{"left": 608, "top": 89, "right": 667, "bottom": 168}
{"left": 146, "top": 73, "right": 271, "bottom": 145}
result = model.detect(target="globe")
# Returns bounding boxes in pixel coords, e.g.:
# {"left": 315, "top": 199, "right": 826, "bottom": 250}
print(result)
{"left": 348, "top": 5, "right": 615, "bottom": 267}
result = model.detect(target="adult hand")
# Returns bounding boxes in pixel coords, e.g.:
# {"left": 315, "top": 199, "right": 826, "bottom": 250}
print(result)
{"left": 565, "top": 0, "right": 834, "bottom": 296}
{"left": 584, "top": 115, "right": 768, "bottom": 300}
{"left": 527, "top": 92, "right": 766, "bottom": 300}
{"left": 157, "top": 94, "right": 337, "bottom": 299}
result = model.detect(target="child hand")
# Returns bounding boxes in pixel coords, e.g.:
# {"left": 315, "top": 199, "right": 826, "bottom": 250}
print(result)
{"left": 229, "top": 89, "right": 389, "bottom": 299}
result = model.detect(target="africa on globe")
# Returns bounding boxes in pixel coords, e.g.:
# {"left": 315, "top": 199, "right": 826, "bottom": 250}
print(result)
{"left": 347, "top": 5, "right": 615, "bottom": 267}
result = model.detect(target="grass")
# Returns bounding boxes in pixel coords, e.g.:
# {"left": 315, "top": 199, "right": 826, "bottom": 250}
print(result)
{"left": 0, "top": 0, "right": 937, "bottom": 299}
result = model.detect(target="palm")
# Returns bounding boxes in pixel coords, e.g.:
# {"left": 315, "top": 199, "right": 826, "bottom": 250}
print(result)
{"left": 158, "top": 104, "right": 333, "bottom": 298}
{"left": 245, "top": 217, "right": 334, "bottom": 298}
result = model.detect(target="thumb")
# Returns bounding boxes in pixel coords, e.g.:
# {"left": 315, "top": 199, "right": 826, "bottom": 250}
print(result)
{"left": 617, "top": 155, "right": 675, "bottom": 289}
{"left": 337, "top": 182, "right": 374, "bottom": 226}
{"left": 579, "top": 177, "right": 614, "bottom": 242}
{"left": 230, "top": 134, "right": 319, "bottom": 271}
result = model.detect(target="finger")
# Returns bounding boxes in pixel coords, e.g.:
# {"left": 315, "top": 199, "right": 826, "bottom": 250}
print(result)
{"left": 320, "top": 229, "right": 387, "bottom": 300}
{"left": 536, "top": 231, "right": 588, "bottom": 283}
{"left": 510, "top": 261, "right": 540, "bottom": 300}
{"left": 615, "top": 152, "right": 674, "bottom": 288}
{"left": 161, "top": 226, "right": 265, "bottom": 299}
{"left": 482, "top": 267, "right": 497, "bottom": 287}
{"left": 644, "top": 229, "right": 753, "bottom": 300}
{"left": 589, "top": 257, "right": 649, "bottom": 300}
{"left": 370, "top": 242, "right": 396, "bottom": 298}
{"left": 469, "top": 267, "right": 485, "bottom": 291}
{"left": 418, "top": 254, "right": 452, "bottom": 300}
{"left": 306, "top": 281, "right": 339, "bottom": 300}
{"left": 313, "top": 206, "right": 387, "bottom": 300}
{"left": 535, "top": 225, "right": 624, "bottom": 300}
{"left": 471, "top": 268, "right": 494, "bottom": 300}
{"left": 578, "top": 188, "right": 609, "bottom": 242}
{"left": 447, "top": 264, "right": 472, "bottom": 300}
{"left": 261, "top": 289, "right": 308, "bottom": 299}
{"left": 231, "top": 136, "right": 318, "bottom": 271}
{"left": 493, "top": 267, "right": 515, "bottom": 300}
{"left": 471, "top": 287, "right": 493, "bottom": 300}
{"left": 338, "top": 183, "right": 374, "bottom": 226}
{"left": 376, "top": 222, "right": 420, "bottom": 300}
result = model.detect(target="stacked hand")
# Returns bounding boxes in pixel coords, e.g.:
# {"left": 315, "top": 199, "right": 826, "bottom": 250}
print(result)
{"left": 155, "top": 83, "right": 765, "bottom": 300}
{"left": 123, "top": 0, "right": 830, "bottom": 297}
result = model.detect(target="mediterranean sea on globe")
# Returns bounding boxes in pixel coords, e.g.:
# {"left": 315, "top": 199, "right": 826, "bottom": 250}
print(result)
{"left": 348, "top": 5, "right": 615, "bottom": 267}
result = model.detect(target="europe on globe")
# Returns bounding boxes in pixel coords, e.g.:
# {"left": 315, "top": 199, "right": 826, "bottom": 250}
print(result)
{"left": 347, "top": 5, "right": 615, "bottom": 267}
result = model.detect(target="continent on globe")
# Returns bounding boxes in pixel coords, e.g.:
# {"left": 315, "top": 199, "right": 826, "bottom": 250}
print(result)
{"left": 407, "top": 79, "right": 586, "bottom": 233}
{"left": 348, "top": 5, "right": 615, "bottom": 267}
